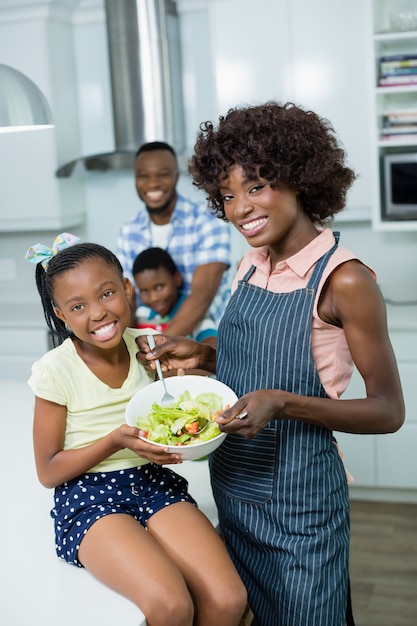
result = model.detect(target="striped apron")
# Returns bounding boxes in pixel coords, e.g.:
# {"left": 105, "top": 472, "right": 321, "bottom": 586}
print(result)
{"left": 210, "top": 243, "right": 350, "bottom": 626}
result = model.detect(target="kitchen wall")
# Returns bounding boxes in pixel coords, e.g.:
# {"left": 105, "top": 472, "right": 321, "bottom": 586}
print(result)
{"left": 1, "top": 0, "right": 417, "bottom": 351}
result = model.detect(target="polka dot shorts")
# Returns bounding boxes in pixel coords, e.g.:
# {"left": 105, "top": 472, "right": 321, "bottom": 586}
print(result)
{"left": 51, "top": 464, "right": 197, "bottom": 567}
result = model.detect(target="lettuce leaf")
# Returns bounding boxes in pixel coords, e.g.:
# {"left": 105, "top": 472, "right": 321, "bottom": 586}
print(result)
{"left": 136, "top": 391, "right": 223, "bottom": 446}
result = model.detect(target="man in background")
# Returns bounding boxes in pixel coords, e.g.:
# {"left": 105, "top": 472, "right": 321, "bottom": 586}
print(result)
{"left": 116, "top": 141, "right": 231, "bottom": 336}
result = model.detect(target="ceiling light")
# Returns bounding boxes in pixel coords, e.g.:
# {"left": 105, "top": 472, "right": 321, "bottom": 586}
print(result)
{"left": 0, "top": 64, "right": 54, "bottom": 133}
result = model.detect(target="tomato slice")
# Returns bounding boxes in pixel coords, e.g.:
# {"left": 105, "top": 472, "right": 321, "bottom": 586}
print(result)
{"left": 184, "top": 421, "right": 199, "bottom": 434}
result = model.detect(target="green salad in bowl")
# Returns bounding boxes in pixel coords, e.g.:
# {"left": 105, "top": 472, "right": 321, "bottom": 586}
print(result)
{"left": 136, "top": 390, "right": 224, "bottom": 446}
{"left": 125, "top": 375, "right": 238, "bottom": 461}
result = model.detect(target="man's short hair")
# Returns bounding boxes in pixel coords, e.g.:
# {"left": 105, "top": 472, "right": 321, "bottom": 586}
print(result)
{"left": 135, "top": 141, "right": 177, "bottom": 159}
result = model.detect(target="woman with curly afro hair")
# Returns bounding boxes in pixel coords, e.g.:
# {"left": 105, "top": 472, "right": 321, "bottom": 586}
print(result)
{"left": 138, "top": 101, "right": 404, "bottom": 626}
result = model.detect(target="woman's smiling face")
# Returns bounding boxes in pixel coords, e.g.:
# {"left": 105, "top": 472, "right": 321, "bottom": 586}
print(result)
{"left": 219, "top": 165, "right": 302, "bottom": 244}
{"left": 219, "top": 164, "right": 320, "bottom": 265}
{"left": 52, "top": 257, "right": 133, "bottom": 349}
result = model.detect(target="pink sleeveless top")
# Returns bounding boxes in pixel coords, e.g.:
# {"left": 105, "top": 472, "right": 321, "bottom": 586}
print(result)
{"left": 232, "top": 229, "right": 376, "bottom": 399}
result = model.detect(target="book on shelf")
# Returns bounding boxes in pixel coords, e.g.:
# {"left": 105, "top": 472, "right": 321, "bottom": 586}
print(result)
{"left": 380, "top": 60, "right": 417, "bottom": 72}
{"left": 379, "top": 53, "right": 417, "bottom": 62}
{"left": 378, "top": 74, "right": 417, "bottom": 86}
{"left": 380, "top": 67, "right": 417, "bottom": 77}
{"left": 380, "top": 133, "right": 417, "bottom": 142}
{"left": 381, "top": 124, "right": 417, "bottom": 135}
{"left": 385, "top": 118, "right": 417, "bottom": 126}
{"left": 385, "top": 110, "right": 417, "bottom": 125}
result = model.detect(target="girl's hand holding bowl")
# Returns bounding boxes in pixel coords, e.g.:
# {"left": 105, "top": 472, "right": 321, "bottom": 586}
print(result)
{"left": 117, "top": 423, "right": 184, "bottom": 465}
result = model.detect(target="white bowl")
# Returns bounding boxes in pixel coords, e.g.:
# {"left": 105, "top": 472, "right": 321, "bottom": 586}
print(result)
{"left": 125, "top": 375, "right": 237, "bottom": 461}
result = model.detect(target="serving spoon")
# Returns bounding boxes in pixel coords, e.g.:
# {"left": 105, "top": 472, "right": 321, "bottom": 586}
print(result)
{"left": 146, "top": 335, "right": 211, "bottom": 432}
{"left": 147, "top": 335, "right": 176, "bottom": 406}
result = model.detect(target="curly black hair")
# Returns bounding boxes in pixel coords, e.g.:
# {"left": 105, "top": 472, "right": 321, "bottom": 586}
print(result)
{"left": 189, "top": 101, "right": 357, "bottom": 224}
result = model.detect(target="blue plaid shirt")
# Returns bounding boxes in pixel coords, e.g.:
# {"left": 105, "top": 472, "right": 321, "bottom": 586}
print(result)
{"left": 116, "top": 193, "right": 231, "bottom": 323}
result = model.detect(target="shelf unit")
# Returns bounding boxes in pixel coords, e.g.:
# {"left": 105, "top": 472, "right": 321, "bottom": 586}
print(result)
{"left": 371, "top": 0, "right": 417, "bottom": 230}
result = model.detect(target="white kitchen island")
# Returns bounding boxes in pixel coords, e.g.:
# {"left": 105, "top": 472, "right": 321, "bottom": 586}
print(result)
{"left": 0, "top": 380, "right": 218, "bottom": 626}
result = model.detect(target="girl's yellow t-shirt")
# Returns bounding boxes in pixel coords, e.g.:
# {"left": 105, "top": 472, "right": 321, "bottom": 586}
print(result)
{"left": 28, "top": 327, "right": 155, "bottom": 473}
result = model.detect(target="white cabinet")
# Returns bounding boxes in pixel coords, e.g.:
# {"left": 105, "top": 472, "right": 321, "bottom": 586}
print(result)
{"left": 377, "top": 331, "right": 417, "bottom": 488}
{"left": 289, "top": 0, "right": 374, "bottom": 221}
{"left": 335, "top": 368, "right": 378, "bottom": 487}
{"left": 336, "top": 324, "right": 417, "bottom": 501}
{"left": 189, "top": 0, "right": 374, "bottom": 222}
{"left": 0, "top": 128, "right": 85, "bottom": 232}
{"left": 371, "top": 0, "right": 417, "bottom": 230}
{"left": 204, "top": 0, "right": 292, "bottom": 115}
{"left": 0, "top": 1, "right": 86, "bottom": 232}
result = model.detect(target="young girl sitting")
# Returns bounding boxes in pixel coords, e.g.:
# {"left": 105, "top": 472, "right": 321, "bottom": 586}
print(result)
{"left": 25, "top": 233, "right": 247, "bottom": 626}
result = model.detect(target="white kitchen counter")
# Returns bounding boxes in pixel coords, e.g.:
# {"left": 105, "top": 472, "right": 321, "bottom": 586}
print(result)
{"left": 0, "top": 380, "right": 218, "bottom": 626}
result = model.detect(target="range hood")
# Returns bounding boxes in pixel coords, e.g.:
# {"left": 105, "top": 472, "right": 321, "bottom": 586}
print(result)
{"left": 57, "top": 0, "right": 185, "bottom": 177}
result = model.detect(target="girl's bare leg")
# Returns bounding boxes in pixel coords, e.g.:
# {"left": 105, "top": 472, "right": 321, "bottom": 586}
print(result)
{"left": 78, "top": 513, "right": 194, "bottom": 626}
{"left": 148, "top": 502, "right": 247, "bottom": 626}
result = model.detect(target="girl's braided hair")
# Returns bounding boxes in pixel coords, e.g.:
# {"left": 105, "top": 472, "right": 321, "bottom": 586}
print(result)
{"left": 35, "top": 243, "right": 124, "bottom": 346}
{"left": 189, "top": 101, "right": 357, "bottom": 223}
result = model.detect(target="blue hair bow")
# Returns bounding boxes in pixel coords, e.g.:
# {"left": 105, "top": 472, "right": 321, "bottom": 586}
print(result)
{"left": 25, "top": 232, "right": 80, "bottom": 270}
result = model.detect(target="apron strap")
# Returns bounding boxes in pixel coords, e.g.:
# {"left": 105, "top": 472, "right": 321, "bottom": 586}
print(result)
{"left": 242, "top": 264, "right": 256, "bottom": 282}
{"left": 242, "top": 232, "right": 341, "bottom": 289}
{"left": 306, "top": 237, "right": 339, "bottom": 291}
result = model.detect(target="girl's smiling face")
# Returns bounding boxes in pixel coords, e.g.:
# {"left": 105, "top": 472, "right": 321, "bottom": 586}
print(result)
{"left": 52, "top": 257, "right": 133, "bottom": 349}
{"left": 219, "top": 165, "right": 317, "bottom": 264}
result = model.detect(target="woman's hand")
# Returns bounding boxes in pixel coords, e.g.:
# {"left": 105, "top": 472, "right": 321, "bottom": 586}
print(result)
{"left": 136, "top": 334, "right": 216, "bottom": 374}
{"left": 114, "top": 424, "right": 183, "bottom": 465}
{"left": 215, "top": 389, "right": 288, "bottom": 439}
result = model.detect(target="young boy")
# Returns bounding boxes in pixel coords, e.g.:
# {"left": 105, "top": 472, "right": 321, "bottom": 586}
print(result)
{"left": 132, "top": 247, "right": 217, "bottom": 345}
